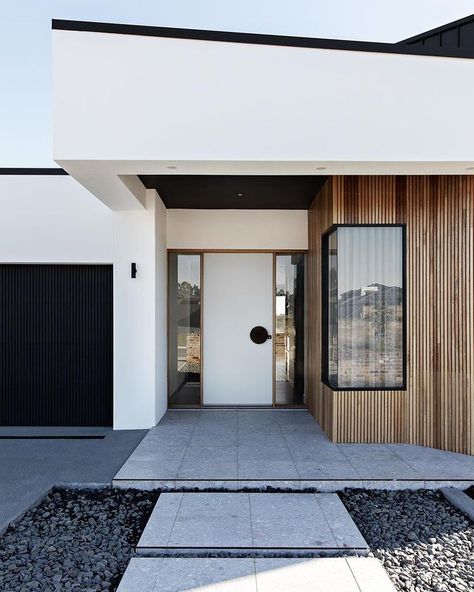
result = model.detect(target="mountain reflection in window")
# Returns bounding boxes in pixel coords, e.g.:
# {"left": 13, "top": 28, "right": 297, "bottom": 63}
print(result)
{"left": 323, "top": 226, "right": 405, "bottom": 389}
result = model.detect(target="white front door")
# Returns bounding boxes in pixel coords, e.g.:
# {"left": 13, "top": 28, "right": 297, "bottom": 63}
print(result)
{"left": 203, "top": 253, "right": 273, "bottom": 405}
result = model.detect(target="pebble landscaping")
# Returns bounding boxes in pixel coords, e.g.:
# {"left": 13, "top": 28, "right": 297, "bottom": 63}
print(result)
{"left": 0, "top": 488, "right": 158, "bottom": 592}
{"left": 1, "top": 487, "right": 473, "bottom": 591}
{"left": 340, "top": 489, "right": 474, "bottom": 592}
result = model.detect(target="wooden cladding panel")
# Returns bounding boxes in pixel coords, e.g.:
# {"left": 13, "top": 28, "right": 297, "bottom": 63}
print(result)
{"left": 307, "top": 179, "right": 335, "bottom": 438}
{"left": 308, "top": 176, "right": 474, "bottom": 454}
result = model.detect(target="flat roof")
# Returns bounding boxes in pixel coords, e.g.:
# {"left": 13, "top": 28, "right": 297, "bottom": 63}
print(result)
{"left": 0, "top": 168, "right": 68, "bottom": 175}
{"left": 52, "top": 18, "right": 474, "bottom": 59}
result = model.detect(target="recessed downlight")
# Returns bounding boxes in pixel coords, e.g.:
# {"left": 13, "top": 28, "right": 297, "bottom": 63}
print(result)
{"left": 167, "top": 165, "right": 177, "bottom": 170}
{"left": 236, "top": 192, "right": 244, "bottom": 198}
{"left": 316, "top": 166, "right": 327, "bottom": 171}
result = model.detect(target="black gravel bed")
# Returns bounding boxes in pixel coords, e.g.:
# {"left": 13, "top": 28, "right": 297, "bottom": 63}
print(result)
{"left": 340, "top": 489, "right": 474, "bottom": 592}
{"left": 0, "top": 487, "right": 158, "bottom": 592}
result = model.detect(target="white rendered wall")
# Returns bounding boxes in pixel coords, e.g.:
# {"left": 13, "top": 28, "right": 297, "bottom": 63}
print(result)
{"left": 167, "top": 209, "right": 308, "bottom": 250}
{"left": 113, "top": 189, "right": 167, "bottom": 429}
{"left": 54, "top": 30, "right": 474, "bottom": 165}
{"left": 0, "top": 175, "right": 113, "bottom": 262}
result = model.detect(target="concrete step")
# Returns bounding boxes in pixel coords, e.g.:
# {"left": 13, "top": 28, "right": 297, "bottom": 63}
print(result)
{"left": 136, "top": 492, "right": 369, "bottom": 556}
{"left": 117, "top": 557, "right": 396, "bottom": 592}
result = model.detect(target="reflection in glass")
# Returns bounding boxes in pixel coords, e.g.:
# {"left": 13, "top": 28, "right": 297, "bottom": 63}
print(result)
{"left": 275, "top": 254, "right": 305, "bottom": 405}
{"left": 168, "top": 254, "right": 201, "bottom": 406}
{"left": 323, "top": 226, "right": 404, "bottom": 389}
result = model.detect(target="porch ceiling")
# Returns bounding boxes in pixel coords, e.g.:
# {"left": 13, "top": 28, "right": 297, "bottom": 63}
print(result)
{"left": 139, "top": 175, "right": 328, "bottom": 209}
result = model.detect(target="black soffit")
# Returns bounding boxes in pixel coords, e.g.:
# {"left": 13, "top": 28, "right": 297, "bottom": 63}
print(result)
{"left": 139, "top": 175, "right": 328, "bottom": 209}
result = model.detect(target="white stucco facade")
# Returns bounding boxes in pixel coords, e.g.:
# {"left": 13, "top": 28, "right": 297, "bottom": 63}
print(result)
{"left": 0, "top": 175, "right": 113, "bottom": 263}
{"left": 52, "top": 27, "right": 474, "bottom": 210}
{"left": 167, "top": 209, "right": 308, "bottom": 250}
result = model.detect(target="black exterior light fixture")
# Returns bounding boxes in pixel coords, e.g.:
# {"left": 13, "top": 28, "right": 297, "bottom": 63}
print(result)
{"left": 131, "top": 262, "right": 137, "bottom": 278}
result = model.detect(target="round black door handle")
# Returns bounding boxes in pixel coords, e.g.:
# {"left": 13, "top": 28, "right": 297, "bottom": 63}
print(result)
{"left": 250, "top": 326, "right": 272, "bottom": 344}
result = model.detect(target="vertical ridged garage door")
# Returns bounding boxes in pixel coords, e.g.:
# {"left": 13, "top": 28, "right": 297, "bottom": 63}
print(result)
{"left": 0, "top": 265, "right": 113, "bottom": 426}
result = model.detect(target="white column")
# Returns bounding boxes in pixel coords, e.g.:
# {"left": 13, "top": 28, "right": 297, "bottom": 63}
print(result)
{"left": 113, "top": 189, "right": 167, "bottom": 429}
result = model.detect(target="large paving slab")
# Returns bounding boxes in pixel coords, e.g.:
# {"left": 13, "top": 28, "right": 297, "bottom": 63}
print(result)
{"left": 137, "top": 492, "right": 368, "bottom": 556}
{"left": 117, "top": 557, "right": 396, "bottom": 592}
{"left": 113, "top": 410, "right": 474, "bottom": 490}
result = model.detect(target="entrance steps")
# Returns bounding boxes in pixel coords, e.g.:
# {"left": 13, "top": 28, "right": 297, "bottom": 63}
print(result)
{"left": 115, "top": 493, "right": 397, "bottom": 591}
{"left": 135, "top": 492, "right": 369, "bottom": 556}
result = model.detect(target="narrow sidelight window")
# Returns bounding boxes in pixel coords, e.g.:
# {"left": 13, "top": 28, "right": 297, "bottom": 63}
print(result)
{"left": 275, "top": 253, "right": 306, "bottom": 405}
{"left": 168, "top": 253, "right": 201, "bottom": 406}
{"left": 322, "top": 225, "right": 405, "bottom": 390}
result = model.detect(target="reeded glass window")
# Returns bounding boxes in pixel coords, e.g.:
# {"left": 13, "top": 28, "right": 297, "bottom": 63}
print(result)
{"left": 322, "top": 226, "right": 405, "bottom": 390}
{"left": 168, "top": 253, "right": 201, "bottom": 406}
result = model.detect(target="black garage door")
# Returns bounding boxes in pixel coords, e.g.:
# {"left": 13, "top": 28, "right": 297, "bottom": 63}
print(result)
{"left": 0, "top": 265, "right": 113, "bottom": 426}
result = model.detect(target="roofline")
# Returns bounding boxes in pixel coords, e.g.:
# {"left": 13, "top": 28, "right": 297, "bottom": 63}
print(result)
{"left": 52, "top": 19, "right": 474, "bottom": 59}
{"left": 0, "top": 168, "right": 68, "bottom": 175}
{"left": 400, "top": 13, "right": 474, "bottom": 44}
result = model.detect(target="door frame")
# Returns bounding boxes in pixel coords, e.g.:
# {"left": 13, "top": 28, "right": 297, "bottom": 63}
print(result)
{"left": 167, "top": 249, "right": 307, "bottom": 409}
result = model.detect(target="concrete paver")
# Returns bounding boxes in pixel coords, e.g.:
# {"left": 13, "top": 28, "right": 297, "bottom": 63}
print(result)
{"left": 114, "top": 410, "right": 474, "bottom": 487}
{"left": 117, "top": 557, "right": 396, "bottom": 592}
{"left": 136, "top": 492, "right": 368, "bottom": 555}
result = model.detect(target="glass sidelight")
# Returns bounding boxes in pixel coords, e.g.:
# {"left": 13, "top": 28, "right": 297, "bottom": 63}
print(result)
{"left": 168, "top": 253, "right": 201, "bottom": 406}
{"left": 275, "top": 253, "right": 306, "bottom": 406}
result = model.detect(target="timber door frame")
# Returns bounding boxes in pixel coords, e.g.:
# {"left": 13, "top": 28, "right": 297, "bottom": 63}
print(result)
{"left": 167, "top": 249, "right": 307, "bottom": 409}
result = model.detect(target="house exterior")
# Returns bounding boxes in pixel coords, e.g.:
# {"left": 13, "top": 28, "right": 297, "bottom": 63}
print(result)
{"left": 1, "top": 16, "right": 474, "bottom": 454}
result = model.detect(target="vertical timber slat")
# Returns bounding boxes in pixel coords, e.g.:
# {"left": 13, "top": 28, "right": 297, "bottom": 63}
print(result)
{"left": 308, "top": 175, "right": 474, "bottom": 454}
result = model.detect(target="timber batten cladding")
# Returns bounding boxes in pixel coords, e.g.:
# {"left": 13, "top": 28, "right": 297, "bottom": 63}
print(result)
{"left": 308, "top": 176, "right": 474, "bottom": 455}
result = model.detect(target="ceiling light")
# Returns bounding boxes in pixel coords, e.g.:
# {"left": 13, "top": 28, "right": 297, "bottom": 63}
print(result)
{"left": 465, "top": 166, "right": 474, "bottom": 171}
{"left": 316, "top": 166, "right": 327, "bottom": 171}
{"left": 236, "top": 193, "right": 244, "bottom": 198}
{"left": 167, "top": 165, "right": 177, "bottom": 170}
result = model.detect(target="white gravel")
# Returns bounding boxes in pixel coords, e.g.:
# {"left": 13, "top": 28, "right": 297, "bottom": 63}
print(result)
{"left": 340, "top": 489, "right": 474, "bottom": 592}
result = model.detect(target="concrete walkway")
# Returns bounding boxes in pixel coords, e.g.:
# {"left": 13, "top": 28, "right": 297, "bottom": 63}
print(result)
{"left": 114, "top": 410, "right": 474, "bottom": 490}
{"left": 136, "top": 492, "right": 368, "bottom": 556}
{"left": 117, "top": 557, "right": 396, "bottom": 591}
{"left": 0, "top": 427, "right": 146, "bottom": 531}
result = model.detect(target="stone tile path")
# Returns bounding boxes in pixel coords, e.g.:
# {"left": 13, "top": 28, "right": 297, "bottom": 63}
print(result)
{"left": 117, "top": 557, "right": 396, "bottom": 591}
{"left": 136, "top": 493, "right": 368, "bottom": 556}
{"left": 114, "top": 410, "right": 474, "bottom": 489}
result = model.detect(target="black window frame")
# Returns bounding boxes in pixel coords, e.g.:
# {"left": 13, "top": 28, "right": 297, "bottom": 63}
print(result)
{"left": 321, "top": 223, "right": 407, "bottom": 392}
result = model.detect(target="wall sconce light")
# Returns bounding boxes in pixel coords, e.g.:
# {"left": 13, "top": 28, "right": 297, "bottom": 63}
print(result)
{"left": 131, "top": 262, "right": 137, "bottom": 279}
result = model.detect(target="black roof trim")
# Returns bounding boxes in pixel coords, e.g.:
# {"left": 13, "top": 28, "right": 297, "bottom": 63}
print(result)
{"left": 52, "top": 19, "right": 474, "bottom": 59}
{"left": 0, "top": 168, "right": 68, "bottom": 175}
{"left": 400, "top": 13, "right": 474, "bottom": 45}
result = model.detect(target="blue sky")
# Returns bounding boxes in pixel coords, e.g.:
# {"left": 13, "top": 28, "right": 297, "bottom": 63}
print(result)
{"left": 1, "top": 1, "right": 472, "bottom": 167}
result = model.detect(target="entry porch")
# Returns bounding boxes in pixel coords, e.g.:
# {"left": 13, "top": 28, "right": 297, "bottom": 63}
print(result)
{"left": 114, "top": 410, "right": 474, "bottom": 490}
